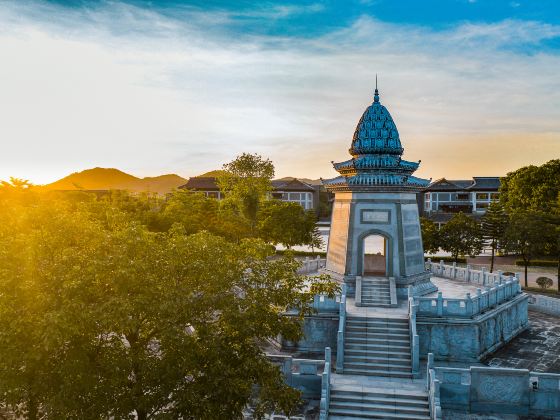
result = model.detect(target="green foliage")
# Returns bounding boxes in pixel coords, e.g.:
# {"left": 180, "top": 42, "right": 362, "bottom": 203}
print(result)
{"left": 536, "top": 276, "right": 554, "bottom": 290}
{"left": 257, "top": 201, "right": 316, "bottom": 249}
{"left": 439, "top": 212, "right": 483, "bottom": 263}
{"left": 500, "top": 159, "right": 560, "bottom": 213}
{"left": 481, "top": 201, "right": 508, "bottom": 272}
{"left": 0, "top": 186, "right": 337, "bottom": 419}
{"left": 217, "top": 153, "right": 275, "bottom": 232}
{"left": 504, "top": 210, "right": 555, "bottom": 287}
{"left": 420, "top": 217, "right": 440, "bottom": 254}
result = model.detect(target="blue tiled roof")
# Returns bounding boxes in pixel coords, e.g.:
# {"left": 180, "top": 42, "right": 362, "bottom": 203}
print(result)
{"left": 326, "top": 88, "right": 429, "bottom": 191}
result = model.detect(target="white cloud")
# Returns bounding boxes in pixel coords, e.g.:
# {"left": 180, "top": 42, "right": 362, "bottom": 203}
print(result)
{"left": 0, "top": 1, "right": 558, "bottom": 184}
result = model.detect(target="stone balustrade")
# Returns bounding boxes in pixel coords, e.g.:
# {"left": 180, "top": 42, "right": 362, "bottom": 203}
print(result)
{"left": 427, "top": 353, "right": 443, "bottom": 420}
{"left": 425, "top": 258, "right": 521, "bottom": 287}
{"left": 408, "top": 287, "right": 420, "bottom": 377}
{"left": 426, "top": 352, "right": 560, "bottom": 417}
{"left": 528, "top": 293, "right": 560, "bottom": 317}
{"left": 335, "top": 283, "right": 347, "bottom": 373}
{"left": 319, "top": 347, "right": 331, "bottom": 420}
{"left": 414, "top": 279, "right": 521, "bottom": 318}
{"left": 419, "top": 259, "right": 523, "bottom": 318}
{"left": 297, "top": 256, "right": 327, "bottom": 274}
{"left": 267, "top": 352, "right": 326, "bottom": 399}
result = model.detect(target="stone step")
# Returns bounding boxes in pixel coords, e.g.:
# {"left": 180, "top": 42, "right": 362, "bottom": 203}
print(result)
{"left": 329, "top": 408, "right": 430, "bottom": 420}
{"left": 344, "top": 336, "right": 410, "bottom": 346}
{"left": 346, "top": 332, "right": 410, "bottom": 340}
{"left": 344, "top": 361, "right": 412, "bottom": 372}
{"left": 341, "top": 368, "right": 413, "bottom": 378}
{"left": 345, "top": 344, "right": 411, "bottom": 353}
{"left": 331, "top": 387, "right": 428, "bottom": 400}
{"left": 347, "top": 316, "right": 408, "bottom": 323}
{"left": 346, "top": 320, "right": 409, "bottom": 329}
{"left": 329, "top": 401, "right": 429, "bottom": 416}
{"left": 343, "top": 355, "right": 412, "bottom": 366}
{"left": 346, "top": 325, "right": 410, "bottom": 337}
{"left": 344, "top": 348, "right": 411, "bottom": 359}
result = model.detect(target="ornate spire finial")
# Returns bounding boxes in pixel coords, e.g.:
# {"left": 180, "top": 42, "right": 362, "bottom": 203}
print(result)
{"left": 374, "top": 74, "right": 380, "bottom": 103}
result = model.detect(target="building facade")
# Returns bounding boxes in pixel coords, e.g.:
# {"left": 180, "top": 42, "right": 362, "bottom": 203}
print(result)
{"left": 179, "top": 176, "right": 319, "bottom": 211}
{"left": 421, "top": 177, "right": 500, "bottom": 226}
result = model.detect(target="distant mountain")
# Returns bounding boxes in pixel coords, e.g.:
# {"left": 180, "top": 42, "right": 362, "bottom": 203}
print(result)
{"left": 43, "top": 168, "right": 187, "bottom": 195}
{"left": 277, "top": 177, "right": 323, "bottom": 186}
{"left": 198, "top": 170, "right": 227, "bottom": 177}
{"left": 196, "top": 171, "right": 322, "bottom": 186}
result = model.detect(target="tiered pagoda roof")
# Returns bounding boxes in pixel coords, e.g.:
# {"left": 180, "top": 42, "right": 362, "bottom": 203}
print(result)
{"left": 323, "top": 87, "right": 430, "bottom": 192}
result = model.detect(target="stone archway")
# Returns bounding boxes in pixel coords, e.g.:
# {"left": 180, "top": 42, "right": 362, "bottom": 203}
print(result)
{"left": 362, "top": 234, "right": 387, "bottom": 276}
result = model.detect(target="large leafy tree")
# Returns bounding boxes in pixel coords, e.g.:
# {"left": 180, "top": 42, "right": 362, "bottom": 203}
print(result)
{"left": 504, "top": 211, "right": 556, "bottom": 288}
{"left": 499, "top": 159, "right": 560, "bottom": 288}
{"left": 439, "top": 212, "right": 483, "bottom": 263}
{"left": 420, "top": 217, "right": 440, "bottom": 255}
{"left": 217, "top": 153, "right": 275, "bottom": 234}
{"left": 0, "top": 190, "right": 337, "bottom": 419}
{"left": 258, "top": 201, "right": 309, "bottom": 249}
{"left": 480, "top": 202, "right": 508, "bottom": 272}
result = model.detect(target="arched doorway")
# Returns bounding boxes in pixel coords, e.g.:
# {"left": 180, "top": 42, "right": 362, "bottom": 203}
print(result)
{"left": 363, "top": 234, "right": 387, "bottom": 276}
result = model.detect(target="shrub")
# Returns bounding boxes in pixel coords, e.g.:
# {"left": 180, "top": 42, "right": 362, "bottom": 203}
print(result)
{"left": 536, "top": 276, "right": 554, "bottom": 290}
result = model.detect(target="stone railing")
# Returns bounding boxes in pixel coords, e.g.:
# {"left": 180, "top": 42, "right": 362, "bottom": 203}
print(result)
{"left": 267, "top": 353, "right": 325, "bottom": 399}
{"left": 335, "top": 283, "right": 347, "bottom": 373}
{"left": 529, "top": 293, "right": 560, "bottom": 317}
{"left": 427, "top": 354, "right": 560, "bottom": 417}
{"left": 311, "top": 293, "right": 340, "bottom": 313}
{"left": 298, "top": 257, "right": 327, "bottom": 274}
{"left": 414, "top": 278, "right": 521, "bottom": 318}
{"left": 408, "top": 287, "right": 420, "bottom": 377}
{"left": 426, "top": 354, "right": 442, "bottom": 420}
{"left": 426, "top": 258, "right": 520, "bottom": 287}
{"left": 319, "top": 347, "right": 331, "bottom": 420}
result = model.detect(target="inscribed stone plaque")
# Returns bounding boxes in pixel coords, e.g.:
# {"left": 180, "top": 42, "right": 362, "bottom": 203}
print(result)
{"left": 361, "top": 209, "right": 390, "bottom": 224}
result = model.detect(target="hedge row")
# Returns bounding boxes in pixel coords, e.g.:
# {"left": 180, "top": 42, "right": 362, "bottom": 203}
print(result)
{"left": 515, "top": 260, "right": 557, "bottom": 267}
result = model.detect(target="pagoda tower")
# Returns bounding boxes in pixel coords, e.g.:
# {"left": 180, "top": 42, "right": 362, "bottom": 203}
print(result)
{"left": 323, "top": 86, "right": 435, "bottom": 298}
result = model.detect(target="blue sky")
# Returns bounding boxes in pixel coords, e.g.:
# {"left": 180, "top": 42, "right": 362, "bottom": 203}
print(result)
{"left": 1, "top": 0, "right": 559, "bottom": 183}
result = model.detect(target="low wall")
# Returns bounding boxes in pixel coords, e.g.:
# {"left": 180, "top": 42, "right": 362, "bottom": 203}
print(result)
{"left": 281, "top": 313, "right": 338, "bottom": 355}
{"left": 529, "top": 293, "right": 560, "bottom": 317}
{"left": 432, "top": 364, "right": 560, "bottom": 417}
{"left": 268, "top": 354, "right": 324, "bottom": 399}
{"left": 417, "top": 293, "right": 529, "bottom": 362}
{"left": 298, "top": 257, "right": 327, "bottom": 275}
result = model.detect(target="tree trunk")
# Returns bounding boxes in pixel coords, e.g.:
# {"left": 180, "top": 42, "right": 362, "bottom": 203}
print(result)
{"left": 490, "top": 244, "right": 495, "bottom": 273}
{"left": 524, "top": 260, "right": 529, "bottom": 288}
{"left": 137, "top": 409, "right": 148, "bottom": 420}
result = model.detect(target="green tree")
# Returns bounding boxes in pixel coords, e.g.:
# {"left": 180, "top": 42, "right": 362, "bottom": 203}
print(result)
{"left": 420, "top": 217, "right": 440, "bottom": 255}
{"left": 480, "top": 201, "right": 508, "bottom": 272}
{"left": 439, "top": 212, "right": 483, "bottom": 263}
{"left": 0, "top": 191, "right": 338, "bottom": 418}
{"left": 217, "top": 153, "right": 275, "bottom": 234}
{"left": 500, "top": 159, "right": 560, "bottom": 213}
{"left": 504, "top": 211, "right": 553, "bottom": 288}
{"left": 258, "top": 201, "right": 309, "bottom": 249}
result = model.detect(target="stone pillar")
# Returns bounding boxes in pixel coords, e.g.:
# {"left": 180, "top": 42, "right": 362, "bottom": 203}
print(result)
{"left": 466, "top": 265, "right": 471, "bottom": 282}
{"left": 481, "top": 267, "right": 487, "bottom": 286}
{"left": 437, "top": 292, "right": 443, "bottom": 317}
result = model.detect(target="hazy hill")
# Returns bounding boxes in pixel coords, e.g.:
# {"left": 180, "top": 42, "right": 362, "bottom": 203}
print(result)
{"left": 277, "top": 176, "right": 322, "bottom": 186}
{"left": 198, "top": 170, "right": 227, "bottom": 177}
{"left": 43, "top": 168, "right": 187, "bottom": 194}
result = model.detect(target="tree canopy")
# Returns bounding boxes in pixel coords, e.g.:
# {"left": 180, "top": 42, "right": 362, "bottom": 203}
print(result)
{"left": 0, "top": 185, "right": 337, "bottom": 419}
{"left": 439, "top": 212, "right": 483, "bottom": 263}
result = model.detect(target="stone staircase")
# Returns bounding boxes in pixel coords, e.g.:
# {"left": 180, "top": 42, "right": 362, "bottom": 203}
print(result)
{"left": 328, "top": 385, "right": 430, "bottom": 419}
{"left": 360, "top": 277, "right": 391, "bottom": 306}
{"left": 343, "top": 316, "right": 412, "bottom": 378}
